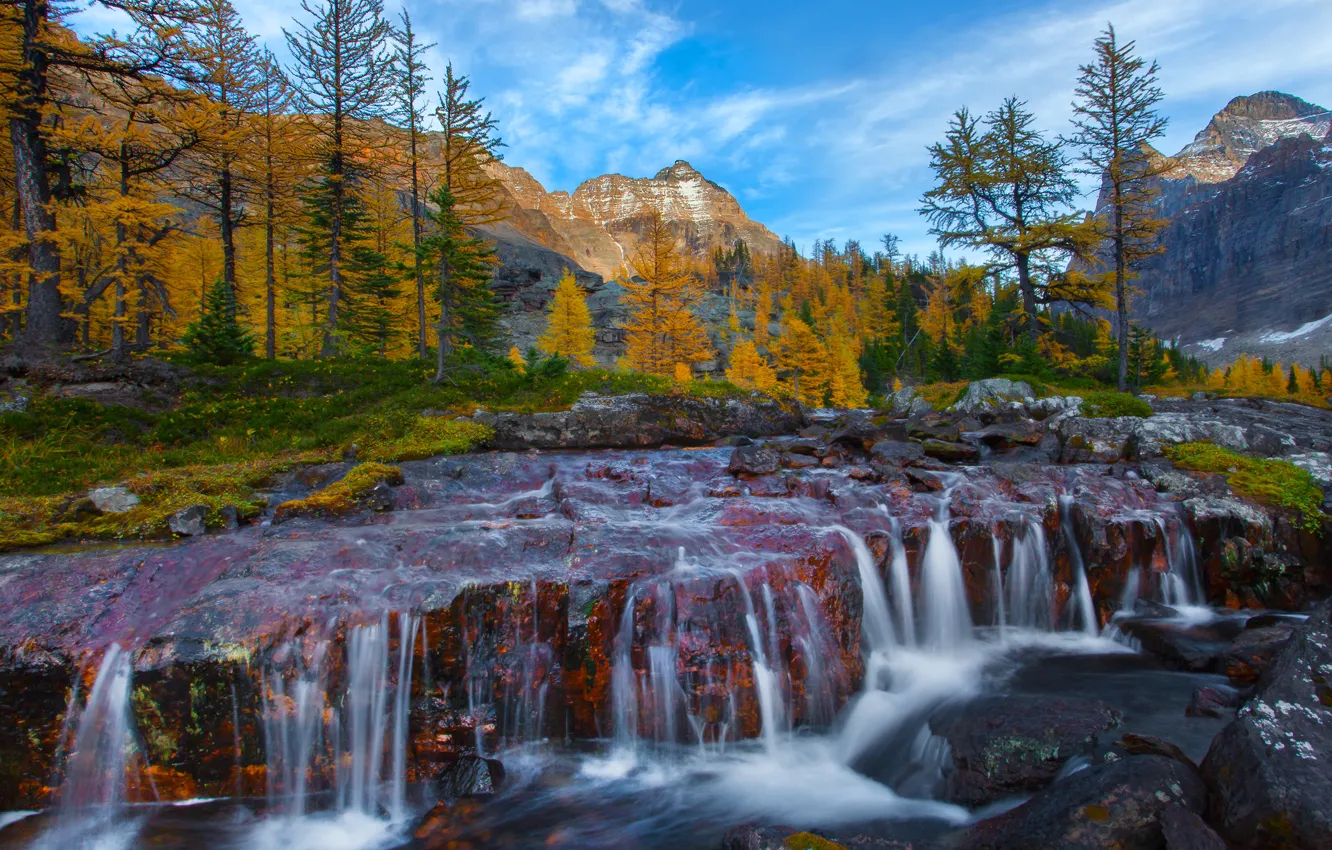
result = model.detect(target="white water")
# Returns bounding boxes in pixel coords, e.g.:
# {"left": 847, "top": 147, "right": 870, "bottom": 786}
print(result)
{"left": 1005, "top": 520, "right": 1054, "bottom": 631}
{"left": 918, "top": 497, "right": 973, "bottom": 651}
{"left": 833, "top": 525, "right": 897, "bottom": 653}
{"left": 1059, "top": 495, "right": 1098, "bottom": 635}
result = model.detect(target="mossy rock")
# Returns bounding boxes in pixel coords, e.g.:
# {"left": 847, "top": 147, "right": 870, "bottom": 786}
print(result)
{"left": 273, "top": 462, "right": 404, "bottom": 523}
{"left": 1080, "top": 391, "right": 1153, "bottom": 419}
{"left": 1166, "top": 442, "right": 1326, "bottom": 535}
{"left": 784, "top": 834, "right": 847, "bottom": 850}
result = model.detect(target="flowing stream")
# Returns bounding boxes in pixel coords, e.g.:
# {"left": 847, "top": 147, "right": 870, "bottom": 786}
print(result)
{"left": 0, "top": 447, "right": 1236, "bottom": 849}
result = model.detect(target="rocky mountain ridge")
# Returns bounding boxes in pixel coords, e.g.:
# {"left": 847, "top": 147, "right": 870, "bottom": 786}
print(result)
{"left": 477, "top": 157, "right": 783, "bottom": 280}
{"left": 1115, "top": 91, "right": 1332, "bottom": 364}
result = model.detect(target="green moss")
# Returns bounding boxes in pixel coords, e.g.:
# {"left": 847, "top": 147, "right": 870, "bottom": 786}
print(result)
{"left": 784, "top": 834, "right": 847, "bottom": 850}
{"left": 364, "top": 417, "right": 492, "bottom": 462}
{"left": 275, "top": 462, "right": 404, "bottom": 521}
{"left": 1166, "top": 442, "right": 1327, "bottom": 535}
{"left": 1081, "top": 391, "right": 1153, "bottom": 419}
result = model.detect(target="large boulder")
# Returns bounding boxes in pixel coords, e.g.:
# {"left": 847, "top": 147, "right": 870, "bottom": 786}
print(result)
{"left": 489, "top": 394, "right": 804, "bottom": 450}
{"left": 729, "top": 445, "right": 782, "bottom": 476}
{"left": 1200, "top": 601, "right": 1332, "bottom": 848}
{"left": 1131, "top": 413, "right": 1249, "bottom": 460}
{"left": 949, "top": 379, "right": 1034, "bottom": 418}
{"left": 960, "top": 754, "right": 1207, "bottom": 850}
{"left": 930, "top": 694, "right": 1121, "bottom": 805}
{"left": 1057, "top": 417, "right": 1138, "bottom": 464}
{"left": 89, "top": 486, "right": 139, "bottom": 514}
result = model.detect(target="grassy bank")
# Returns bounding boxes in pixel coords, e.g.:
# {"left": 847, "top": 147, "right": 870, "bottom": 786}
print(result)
{"left": 0, "top": 355, "right": 751, "bottom": 550}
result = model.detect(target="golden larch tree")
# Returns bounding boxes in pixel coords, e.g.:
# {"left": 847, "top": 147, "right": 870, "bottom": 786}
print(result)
{"left": 537, "top": 269, "right": 596, "bottom": 366}
{"left": 725, "top": 339, "right": 777, "bottom": 392}
{"left": 774, "top": 316, "right": 829, "bottom": 406}
{"left": 621, "top": 207, "right": 714, "bottom": 376}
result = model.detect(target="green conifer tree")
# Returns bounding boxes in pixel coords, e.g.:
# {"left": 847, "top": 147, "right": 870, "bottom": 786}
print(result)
{"left": 183, "top": 278, "right": 255, "bottom": 365}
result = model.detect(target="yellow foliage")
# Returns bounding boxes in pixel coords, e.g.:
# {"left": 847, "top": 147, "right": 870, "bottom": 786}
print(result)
{"left": 508, "top": 346, "right": 526, "bottom": 373}
{"left": 673, "top": 362, "right": 692, "bottom": 383}
{"left": 537, "top": 269, "right": 597, "bottom": 366}
{"left": 774, "top": 317, "right": 829, "bottom": 406}
{"left": 725, "top": 339, "right": 777, "bottom": 392}
{"left": 622, "top": 208, "right": 714, "bottom": 376}
{"left": 827, "top": 334, "right": 867, "bottom": 408}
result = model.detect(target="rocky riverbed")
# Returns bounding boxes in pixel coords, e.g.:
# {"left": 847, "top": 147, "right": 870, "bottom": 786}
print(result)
{"left": 0, "top": 382, "right": 1329, "bottom": 849}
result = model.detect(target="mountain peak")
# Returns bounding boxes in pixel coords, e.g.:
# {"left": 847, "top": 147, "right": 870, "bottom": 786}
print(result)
{"left": 654, "top": 159, "right": 703, "bottom": 181}
{"left": 1172, "top": 90, "right": 1331, "bottom": 183}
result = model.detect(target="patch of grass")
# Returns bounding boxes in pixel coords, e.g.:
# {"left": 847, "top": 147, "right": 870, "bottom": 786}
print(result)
{"left": 363, "top": 417, "right": 492, "bottom": 463}
{"left": 783, "top": 834, "right": 847, "bottom": 850}
{"left": 1081, "top": 391, "right": 1154, "bottom": 419}
{"left": 1166, "top": 442, "right": 1327, "bottom": 535}
{"left": 914, "top": 381, "right": 970, "bottom": 411}
{"left": 274, "top": 462, "right": 404, "bottom": 522}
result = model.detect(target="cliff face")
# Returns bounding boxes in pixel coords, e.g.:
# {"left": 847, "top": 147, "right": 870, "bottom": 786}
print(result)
{"left": 1116, "top": 92, "right": 1332, "bottom": 364}
{"left": 480, "top": 159, "right": 783, "bottom": 279}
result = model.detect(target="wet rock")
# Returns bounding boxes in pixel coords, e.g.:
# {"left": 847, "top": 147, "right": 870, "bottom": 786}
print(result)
{"left": 1116, "top": 619, "right": 1232, "bottom": 672}
{"left": 1200, "top": 601, "right": 1332, "bottom": 849}
{"left": 489, "top": 393, "right": 804, "bottom": 450}
{"left": 168, "top": 505, "right": 207, "bottom": 537}
{"left": 729, "top": 445, "right": 782, "bottom": 476}
{"left": 949, "top": 379, "right": 1034, "bottom": 418}
{"left": 436, "top": 755, "right": 507, "bottom": 799}
{"left": 959, "top": 754, "right": 1206, "bottom": 850}
{"left": 906, "top": 416, "right": 961, "bottom": 443}
{"left": 1186, "top": 685, "right": 1242, "bottom": 718}
{"left": 1131, "top": 413, "right": 1248, "bottom": 460}
{"left": 1057, "top": 417, "right": 1135, "bottom": 464}
{"left": 870, "top": 440, "right": 925, "bottom": 466}
{"left": 887, "top": 386, "right": 929, "bottom": 417}
{"left": 973, "top": 420, "right": 1044, "bottom": 450}
{"left": 931, "top": 694, "right": 1121, "bottom": 806}
{"left": 719, "top": 824, "right": 797, "bottom": 850}
{"left": 1161, "top": 806, "right": 1227, "bottom": 850}
{"left": 1113, "top": 732, "right": 1199, "bottom": 772}
{"left": 219, "top": 505, "right": 239, "bottom": 529}
{"left": 782, "top": 453, "right": 819, "bottom": 470}
{"left": 780, "top": 437, "right": 824, "bottom": 456}
{"left": 920, "top": 439, "right": 979, "bottom": 463}
{"left": 89, "top": 486, "right": 139, "bottom": 514}
{"left": 1221, "top": 625, "right": 1295, "bottom": 685}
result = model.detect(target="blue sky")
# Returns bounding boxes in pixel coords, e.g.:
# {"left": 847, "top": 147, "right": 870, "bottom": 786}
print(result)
{"left": 73, "top": 0, "right": 1332, "bottom": 259}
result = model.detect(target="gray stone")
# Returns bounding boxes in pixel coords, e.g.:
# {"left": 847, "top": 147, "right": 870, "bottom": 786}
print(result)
{"left": 219, "top": 505, "right": 240, "bottom": 530}
{"left": 1287, "top": 451, "right": 1332, "bottom": 487}
{"left": 0, "top": 388, "right": 29, "bottom": 414}
{"left": 89, "top": 486, "right": 139, "bottom": 514}
{"left": 1057, "top": 416, "right": 1137, "bottom": 463}
{"left": 870, "top": 440, "right": 925, "bottom": 466}
{"left": 168, "top": 505, "right": 207, "bottom": 537}
{"left": 728, "top": 445, "right": 781, "bottom": 476}
{"left": 949, "top": 378, "right": 1034, "bottom": 417}
{"left": 886, "top": 386, "right": 921, "bottom": 417}
{"left": 1029, "top": 395, "right": 1082, "bottom": 422}
{"left": 470, "top": 409, "right": 498, "bottom": 427}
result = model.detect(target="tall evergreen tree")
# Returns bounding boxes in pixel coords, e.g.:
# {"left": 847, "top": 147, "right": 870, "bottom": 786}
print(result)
{"left": 432, "top": 62, "right": 505, "bottom": 378}
{"left": 419, "top": 185, "right": 500, "bottom": 357}
{"left": 284, "top": 0, "right": 391, "bottom": 356}
{"left": 253, "top": 49, "right": 294, "bottom": 358}
{"left": 389, "top": 11, "right": 432, "bottom": 359}
{"left": 1068, "top": 24, "right": 1170, "bottom": 391}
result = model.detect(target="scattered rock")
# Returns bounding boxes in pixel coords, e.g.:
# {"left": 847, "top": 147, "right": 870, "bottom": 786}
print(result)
{"left": 729, "top": 445, "right": 782, "bottom": 476}
{"left": 1029, "top": 396, "right": 1082, "bottom": 422}
{"left": 436, "top": 755, "right": 506, "bottom": 799}
{"left": 168, "top": 505, "right": 207, "bottom": 537}
{"left": 949, "top": 379, "right": 1034, "bottom": 418}
{"left": 1221, "top": 625, "right": 1295, "bottom": 685}
{"left": 973, "top": 420, "right": 1044, "bottom": 449}
{"left": 960, "top": 754, "right": 1206, "bottom": 850}
{"left": 920, "top": 439, "right": 980, "bottom": 463}
{"left": 1186, "top": 685, "right": 1241, "bottom": 718}
{"left": 870, "top": 440, "right": 925, "bottom": 466}
{"left": 1057, "top": 417, "right": 1135, "bottom": 464}
{"left": 88, "top": 486, "right": 139, "bottom": 514}
{"left": 906, "top": 417, "right": 961, "bottom": 443}
{"left": 0, "top": 387, "right": 30, "bottom": 414}
{"left": 931, "top": 694, "right": 1121, "bottom": 806}
{"left": 1200, "top": 601, "right": 1332, "bottom": 849}
{"left": 219, "top": 505, "right": 239, "bottom": 530}
{"left": 781, "top": 453, "right": 819, "bottom": 470}
{"left": 1161, "top": 806, "right": 1228, "bottom": 850}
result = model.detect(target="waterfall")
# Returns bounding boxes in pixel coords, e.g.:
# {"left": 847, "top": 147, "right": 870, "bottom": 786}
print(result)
{"left": 732, "top": 572, "right": 786, "bottom": 755}
{"left": 795, "top": 583, "right": 838, "bottom": 726}
{"left": 1005, "top": 520, "right": 1054, "bottom": 630}
{"left": 1157, "top": 517, "right": 1204, "bottom": 607}
{"left": 263, "top": 642, "right": 330, "bottom": 816}
{"left": 57, "top": 644, "right": 135, "bottom": 814}
{"left": 611, "top": 589, "right": 639, "bottom": 748}
{"left": 918, "top": 490, "right": 973, "bottom": 651}
{"left": 1058, "top": 494, "right": 1097, "bottom": 635}
{"left": 886, "top": 518, "right": 916, "bottom": 647}
{"left": 390, "top": 614, "right": 419, "bottom": 822}
{"left": 341, "top": 620, "right": 390, "bottom": 815}
{"left": 833, "top": 526, "right": 897, "bottom": 653}
{"left": 990, "top": 530, "right": 1007, "bottom": 632}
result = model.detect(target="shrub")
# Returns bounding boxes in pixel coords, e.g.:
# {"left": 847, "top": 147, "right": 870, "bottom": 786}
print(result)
{"left": 1166, "top": 442, "right": 1327, "bottom": 535}
{"left": 182, "top": 280, "right": 254, "bottom": 365}
{"left": 1081, "top": 391, "right": 1153, "bottom": 419}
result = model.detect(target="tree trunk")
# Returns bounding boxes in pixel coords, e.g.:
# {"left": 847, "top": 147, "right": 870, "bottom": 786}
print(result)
{"left": 411, "top": 138, "right": 426, "bottom": 360}
{"left": 434, "top": 256, "right": 451, "bottom": 382}
{"left": 220, "top": 163, "right": 236, "bottom": 295}
{"left": 1114, "top": 199, "right": 1129, "bottom": 392}
{"left": 321, "top": 127, "right": 344, "bottom": 358}
{"left": 1015, "top": 252, "right": 1038, "bottom": 342}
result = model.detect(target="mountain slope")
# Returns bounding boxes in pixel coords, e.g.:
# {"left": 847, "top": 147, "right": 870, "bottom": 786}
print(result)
{"left": 481, "top": 159, "right": 783, "bottom": 279}
{"left": 1121, "top": 92, "right": 1332, "bottom": 364}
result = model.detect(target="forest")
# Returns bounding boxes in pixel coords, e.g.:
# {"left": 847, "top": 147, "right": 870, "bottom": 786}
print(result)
{"left": 2, "top": 1, "right": 1329, "bottom": 409}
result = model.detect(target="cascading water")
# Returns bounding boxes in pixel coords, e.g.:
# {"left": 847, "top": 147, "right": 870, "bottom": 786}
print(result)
{"left": 918, "top": 482, "right": 973, "bottom": 651}
{"left": 1059, "top": 494, "right": 1098, "bottom": 635}
{"left": 1004, "top": 519, "right": 1055, "bottom": 630}
{"left": 833, "top": 526, "right": 897, "bottom": 653}
{"left": 1157, "top": 516, "right": 1205, "bottom": 607}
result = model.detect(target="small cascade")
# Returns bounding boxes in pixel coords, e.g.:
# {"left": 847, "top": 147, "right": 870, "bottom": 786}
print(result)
{"left": 731, "top": 572, "right": 786, "bottom": 755}
{"left": 794, "top": 583, "right": 840, "bottom": 727}
{"left": 989, "top": 530, "right": 1007, "bottom": 632}
{"left": 260, "top": 613, "right": 418, "bottom": 823}
{"left": 1058, "top": 494, "right": 1098, "bottom": 635}
{"left": 1005, "top": 520, "right": 1054, "bottom": 630}
{"left": 918, "top": 485, "right": 973, "bottom": 651}
{"left": 833, "top": 526, "right": 897, "bottom": 653}
{"left": 1156, "top": 516, "right": 1205, "bottom": 607}
{"left": 57, "top": 644, "right": 136, "bottom": 813}
{"left": 610, "top": 589, "right": 640, "bottom": 750}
